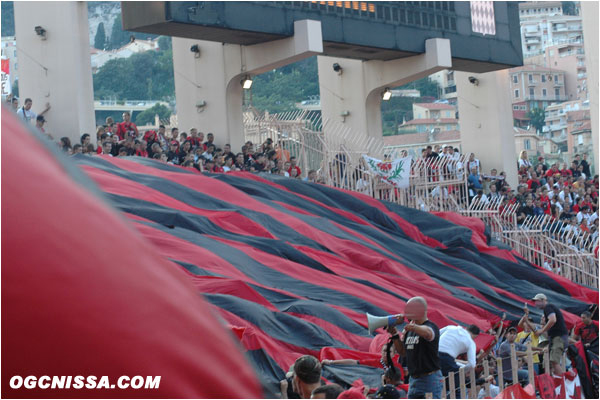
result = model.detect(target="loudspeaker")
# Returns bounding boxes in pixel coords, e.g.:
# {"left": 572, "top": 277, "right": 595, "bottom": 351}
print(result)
{"left": 366, "top": 313, "right": 403, "bottom": 335}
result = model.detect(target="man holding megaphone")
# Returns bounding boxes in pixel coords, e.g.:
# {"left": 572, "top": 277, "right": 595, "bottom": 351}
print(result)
{"left": 384, "top": 297, "right": 442, "bottom": 399}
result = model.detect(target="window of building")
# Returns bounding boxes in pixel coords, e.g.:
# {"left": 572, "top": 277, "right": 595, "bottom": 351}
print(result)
{"left": 541, "top": 75, "right": 546, "bottom": 82}
{"left": 578, "top": 134, "right": 583, "bottom": 145}
{"left": 524, "top": 139, "right": 531, "bottom": 150}
{"left": 542, "top": 88, "right": 547, "bottom": 97}
{"left": 513, "top": 105, "right": 519, "bottom": 110}
{"left": 528, "top": 74, "right": 533, "bottom": 82}
{"left": 515, "top": 89, "right": 519, "bottom": 98}
{"left": 529, "top": 87, "right": 535, "bottom": 96}
{"left": 513, "top": 75, "right": 518, "bottom": 84}
{"left": 549, "top": 50, "right": 554, "bottom": 56}
{"left": 554, "top": 74, "right": 559, "bottom": 82}
{"left": 555, "top": 88, "right": 560, "bottom": 97}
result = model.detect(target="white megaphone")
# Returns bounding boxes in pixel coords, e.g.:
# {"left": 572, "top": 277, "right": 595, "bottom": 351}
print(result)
{"left": 366, "top": 313, "right": 404, "bottom": 335}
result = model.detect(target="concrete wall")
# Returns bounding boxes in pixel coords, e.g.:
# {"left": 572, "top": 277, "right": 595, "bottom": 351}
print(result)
{"left": 14, "top": 2, "right": 95, "bottom": 144}
{"left": 456, "top": 70, "right": 518, "bottom": 187}
{"left": 581, "top": 1, "right": 598, "bottom": 174}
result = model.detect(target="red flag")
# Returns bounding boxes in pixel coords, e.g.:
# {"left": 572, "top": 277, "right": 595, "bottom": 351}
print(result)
{"left": 1, "top": 59, "right": 9, "bottom": 74}
{"left": 494, "top": 383, "right": 536, "bottom": 399}
{"left": 536, "top": 373, "right": 557, "bottom": 399}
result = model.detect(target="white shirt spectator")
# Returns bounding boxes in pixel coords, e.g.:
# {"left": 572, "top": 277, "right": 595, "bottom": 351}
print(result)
{"left": 518, "top": 159, "right": 532, "bottom": 169}
{"left": 438, "top": 325, "right": 477, "bottom": 369}
{"left": 17, "top": 107, "right": 37, "bottom": 123}
{"left": 577, "top": 210, "right": 593, "bottom": 225}
{"left": 558, "top": 191, "right": 573, "bottom": 204}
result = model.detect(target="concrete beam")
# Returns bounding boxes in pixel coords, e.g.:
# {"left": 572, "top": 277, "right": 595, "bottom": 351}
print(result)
{"left": 173, "top": 20, "right": 322, "bottom": 152}
{"left": 13, "top": 1, "right": 95, "bottom": 145}
{"left": 456, "top": 70, "right": 518, "bottom": 188}
{"left": 318, "top": 38, "right": 451, "bottom": 141}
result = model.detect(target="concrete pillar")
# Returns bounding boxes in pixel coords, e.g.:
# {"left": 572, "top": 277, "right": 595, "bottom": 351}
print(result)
{"left": 317, "top": 39, "right": 451, "bottom": 141}
{"left": 456, "top": 70, "right": 518, "bottom": 188}
{"left": 172, "top": 20, "right": 322, "bottom": 152}
{"left": 13, "top": 1, "right": 95, "bottom": 145}
{"left": 581, "top": 1, "right": 598, "bottom": 174}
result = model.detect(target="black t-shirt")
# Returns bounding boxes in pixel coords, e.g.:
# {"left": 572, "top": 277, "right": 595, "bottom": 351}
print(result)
{"left": 544, "top": 303, "right": 568, "bottom": 338}
{"left": 404, "top": 320, "right": 440, "bottom": 376}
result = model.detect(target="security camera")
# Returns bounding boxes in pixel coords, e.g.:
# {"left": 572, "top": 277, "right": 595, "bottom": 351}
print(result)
{"left": 332, "top": 63, "right": 343, "bottom": 75}
{"left": 468, "top": 76, "right": 479, "bottom": 86}
{"left": 34, "top": 26, "right": 47, "bottom": 39}
{"left": 190, "top": 44, "right": 200, "bottom": 57}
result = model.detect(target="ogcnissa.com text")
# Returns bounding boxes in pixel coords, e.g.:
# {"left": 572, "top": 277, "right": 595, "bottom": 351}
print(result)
{"left": 9, "top": 375, "right": 160, "bottom": 390}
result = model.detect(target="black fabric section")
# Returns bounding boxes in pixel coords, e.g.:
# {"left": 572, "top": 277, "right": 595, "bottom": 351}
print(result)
{"left": 245, "top": 349, "right": 287, "bottom": 392}
{"left": 129, "top": 217, "right": 389, "bottom": 315}
{"left": 321, "top": 364, "right": 383, "bottom": 389}
{"left": 77, "top": 157, "right": 334, "bottom": 253}
{"left": 203, "top": 293, "right": 348, "bottom": 350}
{"left": 384, "top": 201, "right": 479, "bottom": 251}
{"left": 170, "top": 259, "right": 225, "bottom": 277}
{"left": 107, "top": 193, "right": 335, "bottom": 274}
{"left": 214, "top": 173, "right": 414, "bottom": 240}
{"left": 272, "top": 299, "right": 369, "bottom": 336}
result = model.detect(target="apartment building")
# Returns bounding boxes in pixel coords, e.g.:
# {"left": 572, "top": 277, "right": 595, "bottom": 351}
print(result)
{"left": 429, "top": 70, "right": 457, "bottom": 104}
{"left": 543, "top": 100, "right": 588, "bottom": 154}
{"left": 397, "top": 103, "right": 458, "bottom": 134}
{"left": 520, "top": 11, "right": 583, "bottom": 59}
{"left": 510, "top": 65, "right": 567, "bottom": 127}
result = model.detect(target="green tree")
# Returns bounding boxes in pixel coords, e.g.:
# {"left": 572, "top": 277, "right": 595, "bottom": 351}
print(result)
{"left": 157, "top": 36, "right": 172, "bottom": 51}
{"left": 93, "top": 49, "right": 174, "bottom": 100}
{"left": 109, "top": 14, "right": 130, "bottom": 49}
{"left": 135, "top": 103, "right": 171, "bottom": 125}
{"left": 94, "top": 22, "right": 107, "bottom": 50}
{"left": 527, "top": 108, "right": 546, "bottom": 133}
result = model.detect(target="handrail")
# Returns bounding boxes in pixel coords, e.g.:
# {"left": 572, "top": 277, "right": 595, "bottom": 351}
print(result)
{"left": 243, "top": 113, "right": 599, "bottom": 288}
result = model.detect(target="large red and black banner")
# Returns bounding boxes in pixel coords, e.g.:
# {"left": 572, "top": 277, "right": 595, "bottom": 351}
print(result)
{"left": 2, "top": 110, "right": 597, "bottom": 397}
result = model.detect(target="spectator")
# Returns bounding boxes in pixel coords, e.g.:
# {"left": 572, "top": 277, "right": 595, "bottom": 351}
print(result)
{"left": 101, "top": 141, "right": 112, "bottom": 156}
{"left": 17, "top": 98, "right": 50, "bottom": 123}
{"left": 85, "top": 143, "right": 95, "bottom": 155}
{"left": 303, "top": 170, "right": 317, "bottom": 183}
{"left": 518, "top": 151, "right": 532, "bottom": 169}
{"left": 223, "top": 155, "right": 235, "bottom": 172}
{"left": 532, "top": 293, "right": 568, "bottom": 376}
{"left": 466, "top": 153, "right": 481, "bottom": 174}
{"left": 374, "top": 384, "right": 403, "bottom": 399}
{"left": 178, "top": 141, "right": 192, "bottom": 164}
{"left": 80, "top": 133, "right": 91, "bottom": 147}
{"left": 156, "top": 125, "right": 169, "bottom": 150}
{"left": 59, "top": 137, "right": 72, "bottom": 153}
{"left": 166, "top": 140, "right": 180, "bottom": 164}
{"left": 204, "top": 132, "right": 215, "bottom": 149}
{"left": 310, "top": 384, "right": 344, "bottom": 399}
{"left": 288, "top": 156, "right": 302, "bottom": 177}
{"left": 10, "top": 96, "right": 19, "bottom": 111}
{"left": 288, "top": 355, "right": 322, "bottom": 399}
{"left": 497, "top": 327, "right": 532, "bottom": 385}
{"left": 570, "top": 311, "right": 598, "bottom": 349}
{"left": 134, "top": 140, "right": 148, "bottom": 158}
{"left": 536, "top": 156, "right": 548, "bottom": 173}
{"left": 35, "top": 115, "right": 46, "bottom": 134}
{"left": 468, "top": 167, "right": 483, "bottom": 199}
{"left": 577, "top": 154, "right": 591, "bottom": 178}
{"left": 116, "top": 111, "right": 138, "bottom": 140}
{"left": 234, "top": 153, "right": 246, "bottom": 171}
{"left": 72, "top": 144, "right": 82, "bottom": 155}
{"left": 438, "top": 324, "right": 480, "bottom": 396}
{"left": 387, "top": 297, "right": 442, "bottom": 399}
{"left": 223, "top": 143, "right": 235, "bottom": 160}
{"left": 517, "top": 311, "right": 542, "bottom": 374}
{"left": 202, "top": 144, "right": 215, "bottom": 161}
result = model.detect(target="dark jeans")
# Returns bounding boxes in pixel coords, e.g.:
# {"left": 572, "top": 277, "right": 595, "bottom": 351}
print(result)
{"left": 440, "top": 352, "right": 461, "bottom": 397}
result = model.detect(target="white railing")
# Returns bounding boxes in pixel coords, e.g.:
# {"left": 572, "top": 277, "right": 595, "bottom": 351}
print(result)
{"left": 243, "top": 111, "right": 599, "bottom": 287}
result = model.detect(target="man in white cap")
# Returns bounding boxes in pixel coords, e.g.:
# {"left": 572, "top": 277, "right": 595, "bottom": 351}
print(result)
{"left": 531, "top": 293, "right": 568, "bottom": 375}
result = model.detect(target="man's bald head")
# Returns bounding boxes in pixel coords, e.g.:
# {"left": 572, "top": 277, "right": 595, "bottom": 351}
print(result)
{"left": 404, "top": 297, "right": 428, "bottom": 322}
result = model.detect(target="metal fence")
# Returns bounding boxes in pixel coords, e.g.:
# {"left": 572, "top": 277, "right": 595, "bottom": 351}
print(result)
{"left": 243, "top": 111, "right": 599, "bottom": 288}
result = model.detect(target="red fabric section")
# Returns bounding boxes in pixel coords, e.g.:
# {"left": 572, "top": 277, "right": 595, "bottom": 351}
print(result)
{"left": 0, "top": 110, "right": 262, "bottom": 398}
{"left": 83, "top": 166, "right": 277, "bottom": 239}
{"left": 494, "top": 383, "right": 535, "bottom": 399}
{"left": 231, "top": 171, "right": 446, "bottom": 249}
{"left": 287, "top": 313, "right": 372, "bottom": 352}
{"left": 474, "top": 333, "right": 496, "bottom": 354}
{"left": 536, "top": 374, "right": 558, "bottom": 399}
{"left": 318, "top": 348, "right": 382, "bottom": 369}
